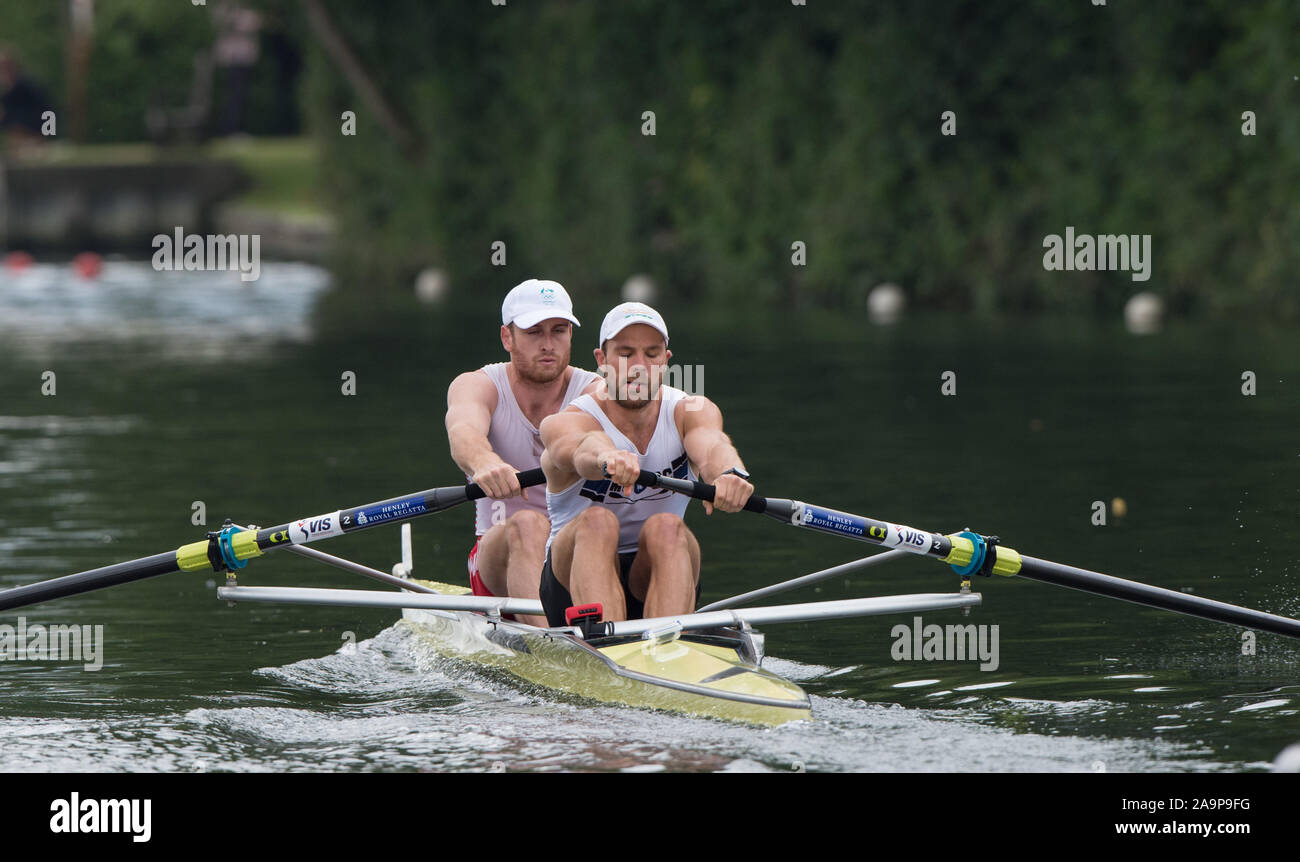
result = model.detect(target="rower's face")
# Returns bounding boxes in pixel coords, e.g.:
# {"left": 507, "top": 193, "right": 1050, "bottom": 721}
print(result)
{"left": 503, "top": 319, "right": 572, "bottom": 383}
{"left": 595, "top": 324, "right": 671, "bottom": 409}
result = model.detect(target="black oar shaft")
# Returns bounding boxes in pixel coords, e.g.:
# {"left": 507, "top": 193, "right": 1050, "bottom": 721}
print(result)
{"left": 248, "top": 468, "right": 545, "bottom": 552}
{"left": 1017, "top": 555, "right": 1300, "bottom": 639}
{"left": 0, "top": 469, "right": 547, "bottom": 614}
{"left": 638, "top": 470, "right": 1300, "bottom": 642}
{"left": 0, "top": 551, "right": 180, "bottom": 612}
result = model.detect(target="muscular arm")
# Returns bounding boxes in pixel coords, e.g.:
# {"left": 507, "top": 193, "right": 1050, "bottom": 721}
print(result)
{"left": 445, "top": 371, "right": 499, "bottom": 476}
{"left": 539, "top": 409, "right": 615, "bottom": 483}
{"left": 446, "top": 371, "right": 521, "bottom": 499}
{"left": 678, "top": 396, "right": 752, "bottom": 513}
{"left": 679, "top": 396, "right": 745, "bottom": 483}
{"left": 539, "top": 408, "right": 648, "bottom": 499}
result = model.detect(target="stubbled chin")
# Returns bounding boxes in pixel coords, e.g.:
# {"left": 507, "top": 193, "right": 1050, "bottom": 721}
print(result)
{"left": 518, "top": 362, "right": 563, "bottom": 384}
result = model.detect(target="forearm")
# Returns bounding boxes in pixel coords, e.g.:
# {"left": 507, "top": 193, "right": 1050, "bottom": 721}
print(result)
{"left": 447, "top": 422, "right": 504, "bottom": 477}
{"left": 695, "top": 434, "right": 744, "bottom": 484}
{"left": 571, "top": 431, "right": 619, "bottom": 480}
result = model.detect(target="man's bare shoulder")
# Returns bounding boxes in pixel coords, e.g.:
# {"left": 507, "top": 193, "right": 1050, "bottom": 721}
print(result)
{"left": 675, "top": 393, "right": 721, "bottom": 430}
{"left": 546, "top": 403, "right": 600, "bottom": 425}
{"left": 574, "top": 369, "right": 603, "bottom": 397}
{"left": 540, "top": 405, "right": 599, "bottom": 440}
{"left": 447, "top": 368, "right": 498, "bottom": 409}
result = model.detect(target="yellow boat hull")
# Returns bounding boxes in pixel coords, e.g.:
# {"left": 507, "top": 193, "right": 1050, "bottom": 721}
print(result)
{"left": 401, "top": 581, "right": 811, "bottom": 726}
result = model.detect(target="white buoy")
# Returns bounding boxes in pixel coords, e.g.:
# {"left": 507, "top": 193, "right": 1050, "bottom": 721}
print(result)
{"left": 414, "top": 268, "right": 449, "bottom": 305}
{"left": 622, "top": 273, "right": 657, "bottom": 304}
{"left": 867, "top": 282, "right": 905, "bottom": 325}
{"left": 1124, "top": 292, "right": 1163, "bottom": 335}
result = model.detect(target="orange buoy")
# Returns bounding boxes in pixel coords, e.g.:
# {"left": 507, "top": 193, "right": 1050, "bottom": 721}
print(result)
{"left": 4, "top": 251, "right": 34, "bottom": 271}
{"left": 73, "top": 252, "right": 103, "bottom": 279}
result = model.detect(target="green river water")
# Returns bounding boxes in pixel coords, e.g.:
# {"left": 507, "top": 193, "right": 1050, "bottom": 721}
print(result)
{"left": 1, "top": 261, "right": 1296, "bottom": 771}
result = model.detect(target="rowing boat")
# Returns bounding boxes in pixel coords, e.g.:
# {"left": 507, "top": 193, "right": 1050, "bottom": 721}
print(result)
{"left": 401, "top": 577, "right": 813, "bottom": 725}
{"left": 4, "top": 468, "right": 1298, "bottom": 728}
{"left": 218, "top": 525, "right": 979, "bottom": 725}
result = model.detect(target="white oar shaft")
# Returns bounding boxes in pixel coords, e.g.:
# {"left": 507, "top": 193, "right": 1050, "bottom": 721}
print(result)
{"left": 697, "top": 550, "right": 907, "bottom": 611}
{"left": 217, "top": 585, "right": 545, "bottom": 617}
{"left": 217, "top": 585, "right": 979, "bottom": 636}
{"left": 611, "top": 592, "right": 981, "bottom": 637}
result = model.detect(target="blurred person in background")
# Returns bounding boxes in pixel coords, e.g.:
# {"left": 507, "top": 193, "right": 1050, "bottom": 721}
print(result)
{"left": 211, "top": 1, "right": 262, "bottom": 137}
{"left": 0, "top": 47, "right": 53, "bottom": 151}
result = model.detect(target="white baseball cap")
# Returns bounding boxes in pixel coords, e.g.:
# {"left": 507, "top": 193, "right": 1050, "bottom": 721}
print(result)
{"left": 501, "top": 279, "right": 580, "bottom": 329}
{"left": 598, "top": 302, "right": 669, "bottom": 347}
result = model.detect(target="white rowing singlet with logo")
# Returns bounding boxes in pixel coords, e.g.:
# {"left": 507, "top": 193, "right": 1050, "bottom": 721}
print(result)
{"left": 545, "top": 386, "right": 695, "bottom": 554}
{"left": 472, "top": 363, "right": 600, "bottom": 536}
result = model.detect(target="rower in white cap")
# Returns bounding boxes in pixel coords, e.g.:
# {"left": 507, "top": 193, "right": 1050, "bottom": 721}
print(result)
{"left": 537, "top": 302, "right": 755, "bottom": 627}
{"left": 445, "top": 279, "right": 601, "bottom": 625}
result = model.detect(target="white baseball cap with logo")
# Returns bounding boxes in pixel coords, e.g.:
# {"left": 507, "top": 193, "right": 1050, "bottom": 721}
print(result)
{"left": 501, "top": 279, "right": 581, "bottom": 329}
{"left": 598, "top": 301, "right": 669, "bottom": 347}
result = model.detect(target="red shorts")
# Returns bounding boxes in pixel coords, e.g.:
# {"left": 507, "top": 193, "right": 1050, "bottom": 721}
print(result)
{"left": 468, "top": 535, "right": 520, "bottom": 621}
{"left": 467, "top": 536, "right": 496, "bottom": 597}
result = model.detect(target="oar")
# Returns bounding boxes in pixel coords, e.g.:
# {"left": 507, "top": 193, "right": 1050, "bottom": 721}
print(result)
{"left": 638, "top": 471, "right": 1300, "bottom": 641}
{"left": 0, "top": 469, "right": 545, "bottom": 613}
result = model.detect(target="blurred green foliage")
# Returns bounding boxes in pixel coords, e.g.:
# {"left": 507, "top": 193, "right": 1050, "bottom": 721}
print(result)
{"left": 3, "top": 1, "right": 1297, "bottom": 318}
{"left": 302, "top": 0, "right": 1298, "bottom": 319}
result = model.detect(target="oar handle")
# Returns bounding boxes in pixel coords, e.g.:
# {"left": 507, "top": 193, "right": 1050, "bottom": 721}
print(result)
{"left": 465, "top": 468, "right": 546, "bottom": 502}
{"left": 635, "top": 470, "right": 772, "bottom": 514}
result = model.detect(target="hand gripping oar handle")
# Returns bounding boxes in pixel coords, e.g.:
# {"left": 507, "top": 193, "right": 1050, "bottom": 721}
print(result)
{"left": 0, "top": 469, "right": 547, "bottom": 613}
{"left": 464, "top": 468, "right": 544, "bottom": 503}
{"left": 634, "top": 470, "right": 793, "bottom": 518}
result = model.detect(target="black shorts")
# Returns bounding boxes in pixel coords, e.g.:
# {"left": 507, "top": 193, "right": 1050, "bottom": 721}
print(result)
{"left": 539, "top": 548, "right": 701, "bottom": 628}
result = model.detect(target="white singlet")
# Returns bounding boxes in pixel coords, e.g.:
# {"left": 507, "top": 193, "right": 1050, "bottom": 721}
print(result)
{"left": 545, "top": 385, "right": 695, "bottom": 554}
{"left": 472, "top": 363, "right": 600, "bottom": 536}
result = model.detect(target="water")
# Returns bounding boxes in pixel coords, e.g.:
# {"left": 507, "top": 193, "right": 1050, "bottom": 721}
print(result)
{"left": 1, "top": 261, "right": 1297, "bottom": 771}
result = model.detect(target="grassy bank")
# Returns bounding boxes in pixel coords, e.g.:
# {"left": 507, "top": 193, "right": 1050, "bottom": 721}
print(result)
{"left": 24, "top": 136, "right": 324, "bottom": 219}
